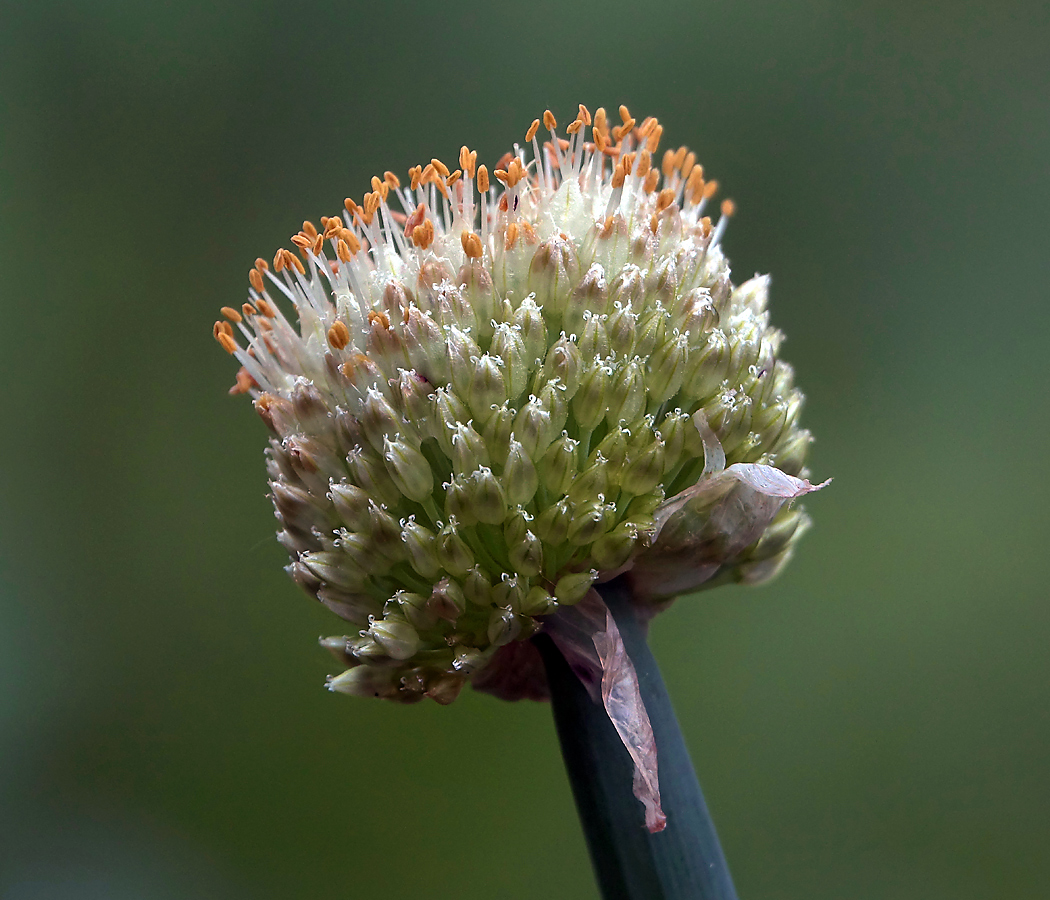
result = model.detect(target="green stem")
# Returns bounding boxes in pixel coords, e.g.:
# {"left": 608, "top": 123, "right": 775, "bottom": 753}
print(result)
{"left": 534, "top": 577, "right": 739, "bottom": 900}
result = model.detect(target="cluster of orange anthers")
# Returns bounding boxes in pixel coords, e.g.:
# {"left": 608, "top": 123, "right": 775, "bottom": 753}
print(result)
{"left": 212, "top": 104, "right": 736, "bottom": 395}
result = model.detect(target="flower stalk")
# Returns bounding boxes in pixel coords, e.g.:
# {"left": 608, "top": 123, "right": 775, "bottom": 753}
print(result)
{"left": 536, "top": 576, "right": 738, "bottom": 900}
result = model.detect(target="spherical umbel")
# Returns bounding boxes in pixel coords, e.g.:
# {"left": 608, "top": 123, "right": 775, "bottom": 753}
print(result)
{"left": 215, "top": 103, "right": 827, "bottom": 705}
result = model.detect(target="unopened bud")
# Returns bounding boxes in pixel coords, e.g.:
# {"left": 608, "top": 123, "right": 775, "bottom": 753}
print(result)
{"left": 401, "top": 517, "right": 441, "bottom": 580}
{"left": 396, "top": 591, "right": 438, "bottom": 631}
{"left": 607, "top": 358, "right": 646, "bottom": 426}
{"left": 370, "top": 615, "right": 421, "bottom": 660}
{"left": 327, "top": 665, "right": 399, "bottom": 699}
{"left": 554, "top": 569, "right": 598, "bottom": 605}
{"left": 446, "top": 326, "right": 482, "bottom": 395}
{"left": 622, "top": 437, "right": 666, "bottom": 495}
{"left": 481, "top": 402, "right": 515, "bottom": 466}
{"left": 491, "top": 323, "right": 528, "bottom": 400}
{"left": 568, "top": 500, "right": 616, "bottom": 545}
{"left": 521, "top": 585, "right": 556, "bottom": 616}
{"left": 468, "top": 353, "right": 507, "bottom": 421}
{"left": 648, "top": 333, "right": 689, "bottom": 403}
{"left": 470, "top": 467, "right": 508, "bottom": 524}
{"left": 436, "top": 516, "right": 478, "bottom": 571}
{"left": 507, "top": 529, "right": 543, "bottom": 576}
{"left": 503, "top": 439, "right": 539, "bottom": 505}
{"left": 512, "top": 295, "right": 547, "bottom": 364}
{"left": 539, "top": 432, "right": 579, "bottom": 496}
{"left": 463, "top": 565, "right": 492, "bottom": 606}
{"left": 383, "top": 436, "right": 434, "bottom": 502}
{"left": 573, "top": 363, "right": 611, "bottom": 430}
{"left": 487, "top": 607, "right": 522, "bottom": 646}
{"left": 591, "top": 522, "right": 640, "bottom": 570}
{"left": 606, "top": 303, "right": 638, "bottom": 357}
{"left": 578, "top": 312, "right": 610, "bottom": 360}
{"left": 449, "top": 421, "right": 490, "bottom": 476}
{"left": 683, "top": 329, "right": 731, "bottom": 400}
{"left": 635, "top": 305, "right": 668, "bottom": 358}
{"left": 429, "top": 577, "right": 467, "bottom": 621}
{"left": 431, "top": 387, "right": 470, "bottom": 457}
{"left": 360, "top": 388, "right": 402, "bottom": 450}
{"left": 543, "top": 335, "right": 582, "bottom": 399}
{"left": 536, "top": 497, "right": 573, "bottom": 545}
{"left": 568, "top": 457, "right": 609, "bottom": 506}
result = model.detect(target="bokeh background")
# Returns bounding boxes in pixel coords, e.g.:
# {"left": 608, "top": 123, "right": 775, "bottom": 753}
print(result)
{"left": 2, "top": 0, "right": 1048, "bottom": 897}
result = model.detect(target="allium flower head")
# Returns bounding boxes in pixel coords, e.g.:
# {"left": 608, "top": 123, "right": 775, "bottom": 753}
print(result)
{"left": 214, "top": 104, "right": 827, "bottom": 706}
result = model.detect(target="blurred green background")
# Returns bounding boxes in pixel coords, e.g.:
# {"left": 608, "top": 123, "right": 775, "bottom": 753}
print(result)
{"left": 2, "top": 0, "right": 1048, "bottom": 897}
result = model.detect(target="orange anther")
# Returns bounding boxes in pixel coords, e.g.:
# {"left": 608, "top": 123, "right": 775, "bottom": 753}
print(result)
{"left": 594, "top": 107, "right": 607, "bottom": 132}
{"left": 273, "top": 249, "right": 286, "bottom": 272}
{"left": 327, "top": 320, "right": 351, "bottom": 349}
{"left": 593, "top": 128, "right": 607, "bottom": 153}
{"left": 494, "top": 168, "right": 509, "bottom": 185}
{"left": 700, "top": 216, "right": 712, "bottom": 237}
{"left": 600, "top": 215, "right": 615, "bottom": 238}
{"left": 254, "top": 258, "right": 269, "bottom": 271}
{"left": 703, "top": 179, "right": 719, "bottom": 200}
{"left": 636, "top": 150, "right": 651, "bottom": 177}
{"left": 221, "top": 306, "right": 243, "bottom": 323}
{"left": 256, "top": 298, "right": 277, "bottom": 318}
{"left": 461, "top": 230, "right": 483, "bottom": 259}
{"left": 291, "top": 234, "right": 311, "bottom": 249}
{"left": 611, "top": 163, "right": 626, "bottom": 189}
{"left": 566, "top": 120, "right": 582, "bottom": 135}
{"left": 384, "top": 170, "right": 400, "bottom": 189}
{"left": 337, "top": 239, "right": 353, "bottom": 262}
{"left": 520, "top": 221, "right": 538, "bottom": 244}
{"left": 459, "top": 145, "right": 471, "bottom": 171}
{"left": 644, "top": 170, "right": 659, "bottom": 193}
{"left": 543, "top": 110, "right": 557, "bottom": 131}
{"left": 446, "top": 170, "right": 462, "bottom": 188}
{"left": 646, "top": 124, "right": 663, "bottom": 154}
{"left": 577, "top": 104, "right": 592, "bottom": 126}
{"left": 504, "top": 222, "right": 519, "bottom": 250}
{"left": 421, "top": 163, "right": 436, "bottom": 184}
{"left": 526, "top": 119, "right": 540, "bottom": 142}
{"left": 368, "top": 310, "right": 391, "bottom": 329}
{"left": 302, "top": 220, "right": 318, "bottom": 239}
{"left": 242, "top": 302, "right": 257, "bottom": 317}
{"left": 618, "top": 105, "right": 631, "bottom": 124}
{"left": 249, "top": 269, "right": 264, "bottom": 292}
{"left": 477, "top": 165, "right": 489, "bottom": 193}
{"left": 409, "top": 166, "right": 423, "bottom": 191}
{"left": 289, "top": 253, "right": 305, "bottom": 275}
{"left": 681, "top": 152, "right": 697, "bottom": 179}
{"left": 721, "top": 199, "right": 736, "bottom": 217}
{"left": 662, "top": 149, "right": 676, "bottom": 177}
{"left": 622, "top": 153, "right": 634, "bottom": 176}
{"left": 431, "top": 158, "right": 450, "bottom": 178}
{"left": 656, "top": 188, "right": 676, "bottom": 211}
{"left": 342, "top": 229, "right": 361, "bottom": 255}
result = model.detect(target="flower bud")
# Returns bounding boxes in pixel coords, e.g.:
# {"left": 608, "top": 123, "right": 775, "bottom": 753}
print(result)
{"left": 487, "top": 607, "right": 522, "bottom": 646}
{"left": 606, "top": 303, "right": 637, "bottom": 357}
{"left": 635, "top": 305, "right": 668, "bottom": 358}
{"left": 568, "top": 499, "right": 616, "bottom": 546}
{"left": 608, "top": 264, "right": 644, "bottom": 311}
{"left": 503, "top": 439, "right": 539, "bottom": 505}
{"left": 429, "top": 576, "right": 467, "bottom": 621}
{"left": 554, "top": 569, "right": 598, "bottom": 605}
{"left": 606, "top": 359, "right": 646, "bottom": 427}
{"left": 771, "top": 427, "right": 812, "bottom": 477}
{"left": 444, "top": 475, "right": 476, "bottom": 525}
{"left": 449, "top": 420, "right": 489, "bottom": 477}
{"left": 514, "top": 394, "right": 557, "bottom": 459}
{"left": 543, "top": 335, "right": 582, "bottom": 399}
{"left": 382, "top": 436, "right": 434, "bottom": 502}
{"left": 403, "top": 306, "right": 450, "bottom": 384}
{"left": 327, "top": 665, "right": 400, "bottom": 699}
{"left": 535, "top": 497, "right": 573, "bottom": 545}
{"left": 368, "top": 501, "right": 405, "bottom": 561}
{"left": 507, "top": 529, "right": 543, "bottom": 577}
{"left": 521, "top": 585, "right": 557, "bottom": 616}
{"left": 512, "top": 295, "right": 548, "bottom": 365}
{"left": 446, "top": 325, "right": 481, "bottom": 396}
{"left": 458, "top": 262, "right": 498, "bottom": 342}
{"left": 492, "top": 573, "right": 528, "bottom": 611}
{"left": 565, "top": 262, "right": 609, "bottom": 336}
{"left": 682, "top": 328, "right": 731, "bottom": 401}
{"left": 578, "top": 312, "right": 610, "bottom": 361}
{"left": 394, "top": 369, "right": 434, "bottom": 427}
{"left": 470, "top": 466, "right": 508, "bottom": 524}
{"left": 573, "top": 362, "right": 611, "bottom": 430}
{"left": 655, "top": 409, "right": 690, "bottom": 473}
{"left": 369, "top": 614, "right": 421, "bottom": 660}
{"left": 647, "top": 333, "right": 689, "bottom": 404}
{"left": 468, "top": 353, "right": 507, "bottom": 422}
{"left": 538, "top": 432, "right": 579, "bottom": 496}
{"left": 481, "top": 402, "right": 515, "bottom": 467}
{"left": 568, "top": 457, "right": 609, "bottom": 506}
{"left": 591, "top": 425, "right": 629, "bottom": 473}
{"left": 401, "top": 517, "right": 442, "bottom": 580}
{"left": 491, "top": 323, "right": 528, "bottom": 400}
{"left": 431, "top": 387, "right": 470, "bottom": 457}
{"left": 301, "top": 549, "right": 366, "bottom": 592}
{"left": 360, "top": 387, "right": 402, "bottom": 450}
{"left": 463, "top": 565, "right": 493, "bottom": 606}
{"left": 622, "top": 437, "right": 666, "bottom": 496}
{"left": 528, "top": 238, "right": 580, "bottom": 312}
{"left": 591, "top": 522, "right": 640, "bottom": 571}
{"left": 396, "top": 591, "right": 438, "bottom": 631}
